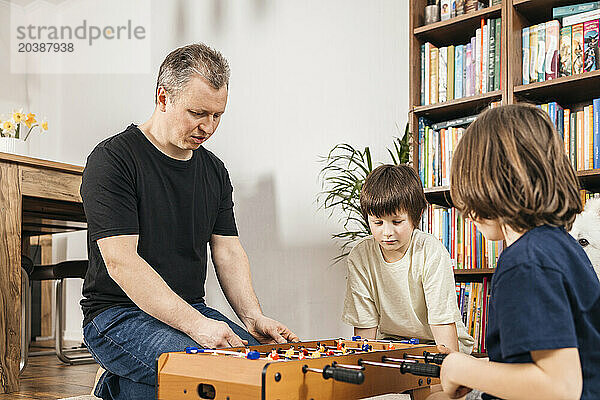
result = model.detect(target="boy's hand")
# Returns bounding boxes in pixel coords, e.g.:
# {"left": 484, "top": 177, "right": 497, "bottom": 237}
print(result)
{"left": 440, "top": 352, "right": 473, "bottom": 399}
{"left": 436, "top": 344, "right": 454, "bottom": 354}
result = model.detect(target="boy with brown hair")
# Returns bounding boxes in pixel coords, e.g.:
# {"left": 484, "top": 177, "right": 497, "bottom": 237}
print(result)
{"left": 432, "top": 104, "right": 600, "bottom": 400}
{"left": 341, "top": 164, "right": 474, "bottom": 353}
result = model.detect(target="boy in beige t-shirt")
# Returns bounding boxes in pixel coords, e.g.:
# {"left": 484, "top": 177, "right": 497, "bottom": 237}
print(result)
{"left": 342, "top": 164, "right": 474, "bottom": 353}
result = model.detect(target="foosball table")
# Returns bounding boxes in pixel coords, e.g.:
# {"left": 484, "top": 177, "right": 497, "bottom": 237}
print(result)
{"left": 157, "top": 338, "right": 445, "bottom": 399}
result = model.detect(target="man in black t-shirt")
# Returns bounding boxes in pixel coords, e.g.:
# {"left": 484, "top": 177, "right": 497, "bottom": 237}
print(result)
{"left": 80, "top": 43, "right": 298, "bottom": 399}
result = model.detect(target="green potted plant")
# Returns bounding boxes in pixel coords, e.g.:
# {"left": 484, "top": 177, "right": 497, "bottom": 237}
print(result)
{"left": 318, "top": 123, "right": 411, "bottom": 263}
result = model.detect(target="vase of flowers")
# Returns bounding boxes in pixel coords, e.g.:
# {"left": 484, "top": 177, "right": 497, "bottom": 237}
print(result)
{"left": 0, "top": 110, "right": 48, "bottom": 156}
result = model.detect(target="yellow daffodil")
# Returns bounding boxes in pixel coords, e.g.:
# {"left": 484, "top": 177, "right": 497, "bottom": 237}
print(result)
{"left": 3, "top": 121, "right": 14, "bottom": 131}
{"left": 13, "top": 112, "right": 25, "bottom": 123}
{"left": 24, "top": 113, "right": 36, "bottom": 128}
{"left": 41, "top": 121, "right": 48, "bottom": 131}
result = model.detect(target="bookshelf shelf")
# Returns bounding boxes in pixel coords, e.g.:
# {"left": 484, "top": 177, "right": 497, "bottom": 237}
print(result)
{"left": 514, "top": 70, "right": 600, "bottom": 105}
{"left": 414, "top": 4, "right": 502, "bottom": 46}
{"left": 414, "top": 91, "right": 502, "bottom": 122}
{"left": 513, "top": 0, "right": 589, "bottom": 21}
{"left": 454, "top": 268, "right": 496, "bottom": 275}
{"left": 424, "top": 186, "right": 452, "bottom": 207}
{"left": 578, "top": 169, "right": 600, "bottom": 192}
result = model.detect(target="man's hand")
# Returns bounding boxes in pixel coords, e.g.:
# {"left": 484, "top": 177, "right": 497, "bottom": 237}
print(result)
{"left": 245, "top": 315, "right": 299, "bottom": 344}
{"left": 188, "top": 317, "right": 247, "bottom": 349}
{"left": 440, "top": 352, "right": 473, "bottom": 399}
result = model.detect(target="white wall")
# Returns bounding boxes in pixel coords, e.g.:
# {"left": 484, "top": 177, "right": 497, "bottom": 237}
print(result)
{"left": 1, "top": 0, "right": 409, "bottom": 342}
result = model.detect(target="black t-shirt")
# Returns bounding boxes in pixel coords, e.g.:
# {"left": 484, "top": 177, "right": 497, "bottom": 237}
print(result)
{"left": 80, "top": 124, "right": 238, "bottom": 327}
{"left": 486, "top": 225, "right": 600, "bottom": 399}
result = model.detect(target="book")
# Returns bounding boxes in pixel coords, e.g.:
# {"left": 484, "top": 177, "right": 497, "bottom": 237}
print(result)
{"left": 523, "top": 27, "right": 530, "bottom": 84}
{"left": 431, "top": 114, "right": 478, "bottom": 130}
{"left": 537, "top": 23, "right": 546, "bottom": 82}
{"left": 455, "top": 44, "right": 464, "bottom": 99}
{"left": 441, "top": 0, "right": 452, "bottom": 21}
{"left": 585, "top": 105, "right": 591, "bottom": 170}
{"left": 554, "top": 2, "right": 600, "bottom": 20}
{"left": 439, "top": 47, "right": 448, "bottom": 102}
{"left": 421, "top": 45, "right": 426, "bottom": 105}
{"left": 578, "top": 110, "right": 585, "bottom": 170}
{"left": 448, "top": 45, "right": 455, "bottom": 101}
{"left": 466, "top": 43, "right": 473, "bottom": 97}
{"left": 583, "top": 19, "right": 599, "bottom": 72}
{"left": 573, "top": 23, "right": 585, "bottom": 74}
{"left": 462, "top": 45, "right": 467, "bottom": 97}
{"left": 476, "top": 27, "right": 482, "bottom": 94}
{"left": 489, "top": 18, "right": 496, "bottom": 92}
{"left": 546, "top": 20, "right": 560, "bottom": 80}
{"left": 571, "top": 112, "right": 577, "bottom": 169}
{"left": 494, "top": 18, "right": 501, "bottom": 91}
{"left": 560, "top": 26, "right": 573, "bottom": 77}
{"left": 483, "top": 21, "right": 489, "bottom": 93}
{"left": 589, "top": 105, "right": 595, "bottom": 169}
{"left": 594, "top": 98, "right": 600, "bottom": 169}
{"left": 530, "top": 24, "right": 538, "bottom": 83}
{"left": 563, "top": 8, "right": 600, "bottom": 26}
{"left": 431, "top": 46, "right": 439, "bottom": 104}
{"left": 425, "top": 42, "right": 433, "bottom": 104}
{"left": 564, "top": 108, "right": 571, "bottom": 157}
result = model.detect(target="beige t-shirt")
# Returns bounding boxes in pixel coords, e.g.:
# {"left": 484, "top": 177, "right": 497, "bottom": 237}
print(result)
{"left": 341, "top": 229, "right": 474, "bottom": 354}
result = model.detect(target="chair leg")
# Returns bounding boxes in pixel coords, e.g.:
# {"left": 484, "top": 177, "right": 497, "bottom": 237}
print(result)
{"left": 55, "top": 278, "right": 95, "bottom": 365}
{"left": 20, "top": 268, "right": 31, "bottom": 374}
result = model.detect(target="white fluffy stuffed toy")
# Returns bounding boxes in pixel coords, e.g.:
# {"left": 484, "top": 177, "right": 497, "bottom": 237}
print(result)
{"left": 570, "top": 197, "right": 600, "bottom": 280}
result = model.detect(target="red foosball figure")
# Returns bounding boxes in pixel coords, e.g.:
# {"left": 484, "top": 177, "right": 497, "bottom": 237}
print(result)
{"left": 298, "top": 346, "right": 307, "bottom": 360}
{"left": 268, "top": 348, "right": 280, "bottom": 360}
{"left": 388, "top": 343, "right": 396, "bottom": 350}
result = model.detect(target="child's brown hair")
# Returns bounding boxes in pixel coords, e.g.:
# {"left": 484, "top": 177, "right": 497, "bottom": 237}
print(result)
{"left": 360, "top": 164, "right": 427, "bottom": 228}
{"left": 450, "top": 104, "right": 582, "bottom": 232}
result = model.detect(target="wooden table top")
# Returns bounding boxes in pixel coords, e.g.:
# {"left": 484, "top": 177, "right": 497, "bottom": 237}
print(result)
{"left": 0, "top": 152, "right": 84, "bottom": 173}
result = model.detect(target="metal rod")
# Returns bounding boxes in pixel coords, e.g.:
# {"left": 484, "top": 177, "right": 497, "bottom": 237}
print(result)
{"left": 304, "top": 366, "right": 323, "bottom": 374}
{"left": 383, "top": 357, "right": 418, "bottom": 363}
{"left": 403, "top": 354, "right": 425, "bottom": 360}
{"left": 361, "top": 360, "right": 407, "bottom": 369}
{"left": 332, "top": 363, "right": 364, "bottom": 370}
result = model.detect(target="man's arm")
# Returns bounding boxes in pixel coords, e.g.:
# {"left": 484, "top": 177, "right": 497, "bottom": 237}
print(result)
{"left": 354, "top": 327, "right": 377, "bottom": 340}
{"left": 430, "top": 323, "right": 459, "bottom": 352}
{"left": 440, "top": 348, "right": 582, "bottom": 400}
{"left": 97, "top": 235, "right": 246, "bottom": 348}
{"left": 210, "top": 234, "right": 299, "bottom": 343}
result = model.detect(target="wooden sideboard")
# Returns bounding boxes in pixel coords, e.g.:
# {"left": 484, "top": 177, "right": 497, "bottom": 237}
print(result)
{"left": 0, "top": 152, "right": 86, "bottom": 393}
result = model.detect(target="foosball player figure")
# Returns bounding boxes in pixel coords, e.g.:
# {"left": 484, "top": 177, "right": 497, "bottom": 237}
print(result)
{"left": 268, "top": 348, "right": 280, "bottom": 360}
{"left": 284, "top": 346, "right": 295, "bottom": 359}
{"left": 361, "top": 339, "right": 372, "bottom": 352}
{"left": 311, "top": 348, "right": 322, "bottom": 358}
{"left": 387, "top": 343, "right": 396, "bottom": 350}
{"left": 340, "top": 343, "right": 348, "bottom": 355}
{"left": 318, "top": 342, "right": 326, "bottom": 353}
{"left": 336, "top": 340, "right": 343, "bottom": 351}
{"left": 298, "top": 346, "right": 307, "bottom": 360}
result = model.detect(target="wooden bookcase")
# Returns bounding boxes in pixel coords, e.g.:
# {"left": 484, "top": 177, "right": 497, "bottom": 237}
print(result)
{"left": 409, "top": 0, "right": 600, "bottom": 235}
{"left": 409, "top": 0, "right": 600, "bottom": 354}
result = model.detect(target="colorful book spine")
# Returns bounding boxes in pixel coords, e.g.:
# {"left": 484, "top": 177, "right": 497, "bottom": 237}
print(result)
{"left": 439, "top": 47, "right": 448, "bottom": 103}
{"left": 488, "top": 19, "right": 496, "bottom": 92}
{"left": 523, "top": 27, "right": 530, "bottom": 84}
{"left": 537, "top": 23, "right": 546, "bottom": 82}
{"left": 462, "top": 45, "right": 468, "bottom": 97}
{"left": 589, "top": 105, "right": 595, "bottom": 168}
{"left": 594, "top": 98, "right": 600, "bottom": 169}
{"left": 563, "top": 8, "right": 600, "bottom": 26}
{"left": 494, "top": 18, "right": 501, "bottom": 91}
{"left": 530, "top": 24, "right": 539, "bottom": 83}
{"left": 476, "top": 27, "right": 482, "bottom": 94}
{"left": 571, "top": 111, "right": 578, "bottom": 169}
{"left": 560, "top": 26, "right": 573, "bottom": 77}
{"left": 585, "top": 106, "right": 591, "bottom": 170}
{"left": 578, "top": 110, "right": 585, "bottom": 170}
{"left": 425, "top": 43, "right": 432, "bottom": 104}
{"left": 483, "top": 21, "right": 489, "bottom": 93}
{"left": 431, "top": 46, "right": 439, "bottom": 104}
{"left": 421, "top": 45, "right": 426, "bottom": 105}
{"left": 573, "top": 23, "right": 586, "bottom": 74}
{"left": 564, "top": 108, "right": 571, "bottom": 158}
{"left": 467, "top": 41, "right": 473, "bottom": 96}
{"left": 584, "top": 20, "right": 599, "bottom": 72}
{"left": 554, "top": 2, "right": 600, "bottom": 20}
{"left": 546, "top": 20, "right": 560, "bottom": 80}
{"left": 448, "top": 45, "right": 455, "bottom": 101}
{"left": 455, "top": 44, "right": 464, "bottom": 99}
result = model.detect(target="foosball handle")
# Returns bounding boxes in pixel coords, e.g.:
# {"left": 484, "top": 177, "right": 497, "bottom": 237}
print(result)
{"left": 423, "top": 351, "right": 448, "bottom": 365}
{"left": 400, "top": 362, "right": 441, "bottom": 378}
{"left": 322, "top": 365, "right": 365, "bottom": 385}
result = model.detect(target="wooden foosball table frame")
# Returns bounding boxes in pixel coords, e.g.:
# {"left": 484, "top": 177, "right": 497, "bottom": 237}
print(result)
{"left": 157, "top": 339, "right": 441, "bottom": 399}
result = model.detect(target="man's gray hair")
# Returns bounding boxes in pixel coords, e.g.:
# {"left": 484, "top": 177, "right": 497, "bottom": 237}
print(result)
{"left": 155, "top": 43, "right": 230, "bottom": 103}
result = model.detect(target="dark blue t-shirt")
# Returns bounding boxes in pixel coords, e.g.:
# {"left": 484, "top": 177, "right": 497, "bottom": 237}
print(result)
{"left": 486, "top": 225, "right": 600, "bottom": 399}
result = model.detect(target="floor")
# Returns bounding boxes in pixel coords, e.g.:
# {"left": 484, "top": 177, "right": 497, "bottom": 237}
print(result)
{"left": 0, "top": 344, "right": 100, "bottom": 400}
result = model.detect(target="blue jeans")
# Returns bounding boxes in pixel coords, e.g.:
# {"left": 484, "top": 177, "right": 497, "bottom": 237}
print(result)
{"left": 83, "top": 303, "right": 260, "bottom": 400}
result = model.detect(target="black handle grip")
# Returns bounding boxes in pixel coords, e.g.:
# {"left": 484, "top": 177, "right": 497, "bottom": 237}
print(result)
{"left": 323, "top": 365, "right": 365, "bottom": 385}
{"left": 400, "top": 362, "right": 441, "bottom": 378}
{"left": 423, "top": 351, "right": 448, "bottom": 365}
